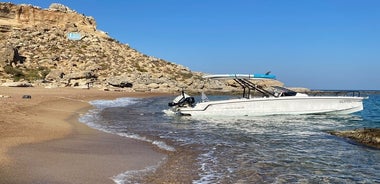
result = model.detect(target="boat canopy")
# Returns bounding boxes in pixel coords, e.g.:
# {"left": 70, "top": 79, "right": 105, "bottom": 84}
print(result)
{"left": 203, "top": 74, "right": 276, "bottom": 80}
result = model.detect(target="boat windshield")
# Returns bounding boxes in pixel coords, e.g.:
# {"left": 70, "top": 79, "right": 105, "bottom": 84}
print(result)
{"left": 201, "top": 92, "right": 210, "bottom": 102}
{"left": 271, "top": 86, "right": 297, "bottom": 96}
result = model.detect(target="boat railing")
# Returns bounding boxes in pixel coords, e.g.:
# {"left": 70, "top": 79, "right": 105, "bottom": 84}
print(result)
{"left": 234, "top": 78, "right": 275, "bottom": 98}
{"left": 347, "top": 91, "right": 361, "bottom": 97}
{"left": 307, "top": 90, "right": 362, "bottom": 97}
{"left": 233, "top": 78, "right": 363, "bottom": 98}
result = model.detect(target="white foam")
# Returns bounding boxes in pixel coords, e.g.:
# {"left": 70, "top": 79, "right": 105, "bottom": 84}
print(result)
{"left": 193, "top": 149, "right": 223, "bottom": 184}
{"left": 89, "top": 97, "right": 138, "bottom": 109}
{"left": 111, "top": 157, "right": 167, "bottom": 184}
{"left": 162, "top": 109, "right": 176, "bottom": 116}
{"left": 152, "top": 140, "right": 176, "bottom": 152}
{"left": 115, "top": 132, "right": 176, "bottom": 152}
{"left": 79, "top": 97, "right": 176, "bottom": 152}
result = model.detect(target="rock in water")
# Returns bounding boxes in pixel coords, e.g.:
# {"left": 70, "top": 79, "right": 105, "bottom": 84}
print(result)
{"left": 329, "top": 128, "right": 380, "bottom": 149}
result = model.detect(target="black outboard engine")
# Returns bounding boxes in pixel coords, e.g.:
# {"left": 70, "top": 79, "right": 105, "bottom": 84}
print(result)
{"left": 168, "top": 91, "right": 195, "bottom": 107}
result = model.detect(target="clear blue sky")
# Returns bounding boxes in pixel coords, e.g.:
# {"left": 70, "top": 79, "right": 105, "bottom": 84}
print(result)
{"left": 7, "top": 0, "right": 380, "bottom": 90}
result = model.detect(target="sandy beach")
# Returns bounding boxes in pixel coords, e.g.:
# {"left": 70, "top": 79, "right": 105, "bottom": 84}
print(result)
{"left": 0, "top": 86, "right": 167, "bottom": 184}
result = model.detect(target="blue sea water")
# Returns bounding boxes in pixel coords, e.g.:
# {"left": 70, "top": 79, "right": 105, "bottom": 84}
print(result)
{"left": 79, "top": 94, "right": 380, "bottom": 184}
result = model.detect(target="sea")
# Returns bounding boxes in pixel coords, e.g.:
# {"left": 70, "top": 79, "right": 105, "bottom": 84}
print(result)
{"left": 79, "top": 93, "right": 380, "bottom": 184}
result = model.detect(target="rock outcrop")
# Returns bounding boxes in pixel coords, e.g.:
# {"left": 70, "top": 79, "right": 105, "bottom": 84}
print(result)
{"left": 1, "top": 81, "right": 32, "bottom": 87}
{"left": 0, "top": 45, "right": 14, "bottom": 68}
{"left": 329, "top": 128, "right": 380, "bottom": 149}
{"left": 0, "top": 2, "right": 283, "bottom": 93}
{"left": 0, "top": 2, "right": 98, "bottom": 36}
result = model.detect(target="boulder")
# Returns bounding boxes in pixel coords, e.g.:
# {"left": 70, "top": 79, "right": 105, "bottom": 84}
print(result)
{"left": 45, "top": 69, "right": 65, "bottom": 81}
{"left": 64, "top": 71, "right": 96, "bottom": 80}
{"left": 1, "top": 82, "right": 33, "bottom": 87}
{"left": 107, "top": 75, "right": 133, "bottom": 88}
{"left": 48, "top": 3, "right": 73, "bottom": 13}
{"left": 147, "top": 83, "right": 159, "bottom": 89}
{"left": 0, "top": 25, "right": 12, "bottom": 33}
{"left": 0, "top": 46, "right": 26, "bottom": 67}
{"left": 329, "top": 128, "right": 380, "bottom": 149}
{"left": 0, "top": 45, "right": 14, "bottom": 67}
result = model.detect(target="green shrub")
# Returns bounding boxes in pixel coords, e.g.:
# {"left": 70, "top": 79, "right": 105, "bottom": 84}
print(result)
{"left": 25, "top": 69, "right": 39, "bottom": 81}
{"left": 3, "top": 65, "right": 51, "bottom": 81}
{"left": 4, "top": 65, "right": 25, "bottom": 81}
{"left": 136, "top": 65, "right": 148, "bottom": 72}
{"left": 24, "top": 67, "right": 51, "bottom": 81}
{"left": 180, "top": 72, "right": 193, "bottom": 79}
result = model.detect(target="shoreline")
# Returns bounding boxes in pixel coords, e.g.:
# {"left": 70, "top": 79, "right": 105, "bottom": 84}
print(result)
{"left": 0, "top": 86, "right": 169, "bottom": 183}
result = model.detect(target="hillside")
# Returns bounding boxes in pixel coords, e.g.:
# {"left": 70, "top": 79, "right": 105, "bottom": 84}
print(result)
{"left": 0, "top": 3, "right": 283, "bottom": 93}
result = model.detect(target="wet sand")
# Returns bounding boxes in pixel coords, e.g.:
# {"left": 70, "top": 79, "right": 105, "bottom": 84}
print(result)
{"left": 0, "top": 87, "right": 167, "bottom": 184}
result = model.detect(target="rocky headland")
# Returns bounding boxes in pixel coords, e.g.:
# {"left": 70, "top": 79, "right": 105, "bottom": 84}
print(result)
{"left": 0, "top": 2, "right": 283, "bottom": 93}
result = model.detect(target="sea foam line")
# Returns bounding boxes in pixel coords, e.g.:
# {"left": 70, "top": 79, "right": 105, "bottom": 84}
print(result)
{"left": 79, "top": 98, "right": 175, "bottom": 183}
{"left": 79, "top": 97, "right": 176, "bottom": 152}
{"left": 111, "top": 157, "right": 167, "bottom": 184}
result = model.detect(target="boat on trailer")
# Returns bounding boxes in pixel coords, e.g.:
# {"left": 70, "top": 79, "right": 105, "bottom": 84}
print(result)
{"left": 167, "top": 73, "right": 367, "bottom": 117}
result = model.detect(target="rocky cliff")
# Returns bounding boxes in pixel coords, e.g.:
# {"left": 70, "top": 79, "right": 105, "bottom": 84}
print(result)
{"left": 0, "top": 3, "right": 283, "bottom": 93}
{"left": 0, "top": 3, "right": 102, "bottom": 37}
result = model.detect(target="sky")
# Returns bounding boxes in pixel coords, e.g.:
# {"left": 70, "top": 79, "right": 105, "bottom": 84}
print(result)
{"left": 6, "top": 0, "right": 380, "bottom": 90}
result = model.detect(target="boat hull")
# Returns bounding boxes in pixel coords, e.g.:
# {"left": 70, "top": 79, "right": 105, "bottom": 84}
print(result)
{"left": 176, "top": 96, "right": 365, "bottom": 117}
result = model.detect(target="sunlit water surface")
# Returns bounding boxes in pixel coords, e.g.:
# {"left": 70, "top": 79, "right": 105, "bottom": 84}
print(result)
{"left": 80, "top": 94, "right": 380, "bottom": 183}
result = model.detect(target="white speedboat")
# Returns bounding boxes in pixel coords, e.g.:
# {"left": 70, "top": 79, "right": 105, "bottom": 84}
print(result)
{"left": 167, "top": 73, "right": 367, "bottom": 117}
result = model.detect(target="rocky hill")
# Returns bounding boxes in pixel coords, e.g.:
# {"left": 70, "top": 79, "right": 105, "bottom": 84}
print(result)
{"left": 0, "top": 2, "right": 283, "bottom": 93}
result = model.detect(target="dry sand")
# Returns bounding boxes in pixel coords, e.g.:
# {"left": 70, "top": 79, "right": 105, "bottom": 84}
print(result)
{"left": 0, "top": 86, "right": 168, "bottom": 184}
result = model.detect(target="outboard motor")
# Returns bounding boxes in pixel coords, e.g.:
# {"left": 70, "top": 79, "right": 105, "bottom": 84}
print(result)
{"left": 168, "top": 91, "right": 195, "bottom": 107}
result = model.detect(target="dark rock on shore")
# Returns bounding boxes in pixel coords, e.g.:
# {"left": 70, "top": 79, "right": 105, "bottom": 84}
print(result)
{"left": 329, "top": 128, "right": 380, "bottom": 149}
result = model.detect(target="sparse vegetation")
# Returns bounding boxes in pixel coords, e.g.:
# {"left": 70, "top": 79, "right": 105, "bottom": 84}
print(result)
{"left": 4, "top": 65, "right": 24, "bottom": 81}
{"left": 179, "top": 72, "right": 193, "bottom": 80}
{"left": 136, "top": 65, "right": 148, "bottom": 72}
{"left": 4, "top": 65, "right": 51, "bottom": 81}
{"left": 99, "top": 63, "right": 109, "bottom": 70}
{"left": 76, "top": 49, "right": 84, "bottom": 54}
{"left": 0, "top": 2, "right": 215, "bottom": 92}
